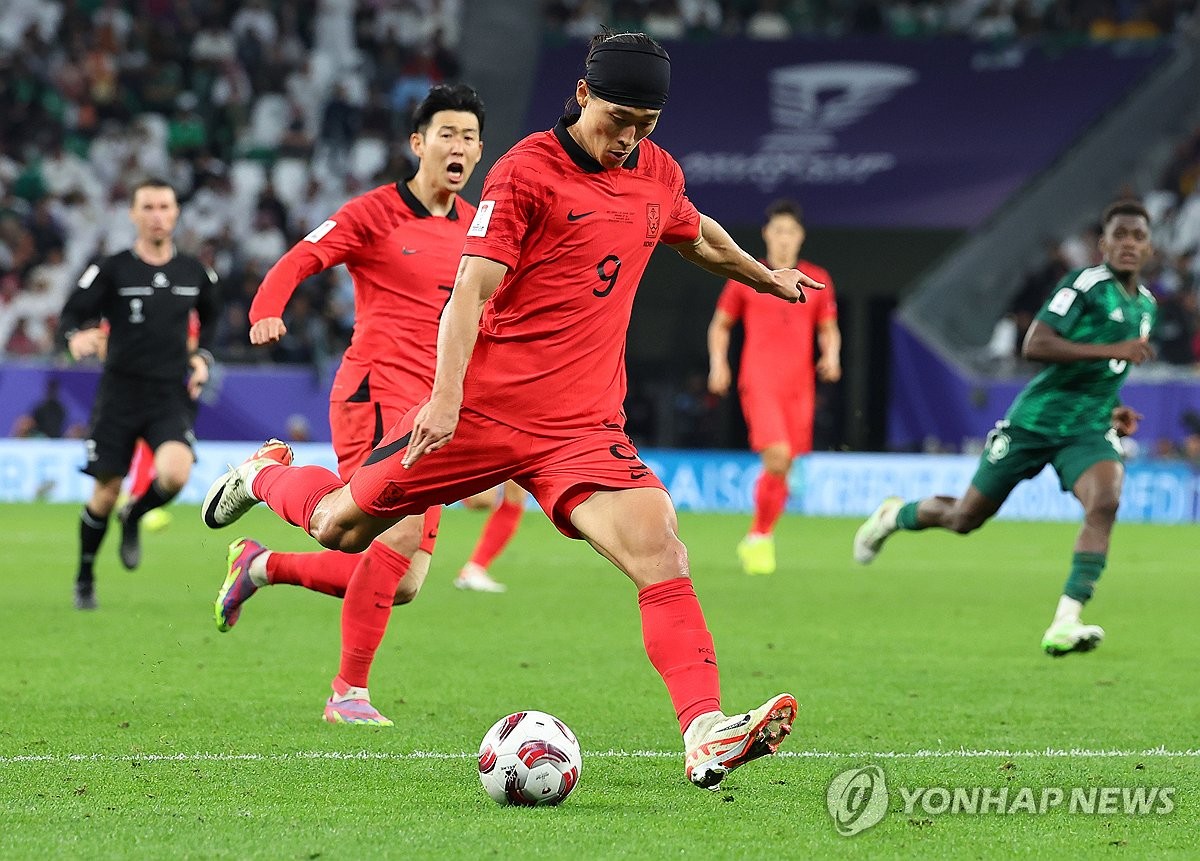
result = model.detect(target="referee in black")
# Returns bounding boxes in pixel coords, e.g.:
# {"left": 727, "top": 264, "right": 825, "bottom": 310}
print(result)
{"left": 59, "top": 178, "right": 220, "bottom": 610}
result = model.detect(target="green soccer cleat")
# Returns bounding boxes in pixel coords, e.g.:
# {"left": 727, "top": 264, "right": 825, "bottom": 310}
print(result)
{"left": 736, "top": 534, "right": 776, "bottom": 576}
{"left": 1042, "top": 619, "right": 1105, "bottom": 657}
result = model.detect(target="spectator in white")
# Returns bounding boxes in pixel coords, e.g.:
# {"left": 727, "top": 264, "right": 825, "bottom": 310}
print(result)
{"left": 92, "top": 0, "right": 132, "bottom": 47}
{"left": 746, "top": 0, "right": 793, "bottom": 38}
{"left": 88, "top": 121, "right": 132, "bottom": 192}
{"left": 240, "top": 208, "right": 287, "bottom": 274}
{"left": 564, "top": 0, "right": 607, "bottom": 40}
{"left": 679, "top": 0, "right": 724, "bottom": 33}
{"left": 211, "top": 58, "right": 254, "bottom": 117}
{"left": 41, "top": 139, "right": 103, "bottom": 207}
{"left": 0, "top": 244, "right": 71, "bottom": 355}
{"left": 180, "top": 174, "right": 236, "bottom": 246}
{"left": 231, "top": 0, "right": 278, "bottom": 47}
{"left": 377, "top": 0, "right": 438, "bottom": 48}
{"left": 289, "top": 176, "right": 343, "bottom": 238}
{"left": 191, "top": 13, "right": 237, "bottom": 66}
{"left": 645, "top": 0, "right": 687, "bottom": 39}
{"left": 286, "top": 58, "right": 328, "bottom": 139}
{"left": 313, "top": 0, "right": 357, "bottom": 58}
{"left": 969, "top": 0, "right": 1017, "bottom": 39}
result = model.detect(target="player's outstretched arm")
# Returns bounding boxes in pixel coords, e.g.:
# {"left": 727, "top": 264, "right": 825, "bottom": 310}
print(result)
{"left": 1023, "top": 320, "right": 1155, "bottom": 365}
{"left": 403, "top": 255, "right": 507, "bottom": 468}
{"left": 248, "top": 215, "right": 363, "bottom": 345}
{"left": 670, "top": 213, "right": 824, "bottom": 304}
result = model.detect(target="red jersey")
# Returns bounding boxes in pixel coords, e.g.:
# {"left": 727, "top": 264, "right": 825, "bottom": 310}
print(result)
{"left": 250, "top": 182, "right": 476, "bottom": 408}
{"left": 460, "top": 118, "right": 701, "bottom": 436}
{"left": 716, "top": 260, "right": 837, "bottom": 392}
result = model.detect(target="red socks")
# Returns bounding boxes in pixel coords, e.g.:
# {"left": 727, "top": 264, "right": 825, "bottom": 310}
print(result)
{"left": 337, "top": 541, "right": 411, "bottom": 689}
{"left": 267, "top": 549, "right": 359, "bottom": 598}
{"left": 129, "top": 440, "right": 155, "bottom": 497}
{"left": 468, "top": 498, "right": 524, "bottom": 568}
{"left": 750, "top": 471, "right": 789, "bottom": 536}
{"left": 638, "top": 577, "right": 721, "bottom": 733}
{"left": 251, "top": 463, "right": 344, "bottom": 531}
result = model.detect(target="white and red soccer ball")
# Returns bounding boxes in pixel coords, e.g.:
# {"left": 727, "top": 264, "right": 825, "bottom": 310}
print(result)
{"left": 477, "top": 710, "right": 582, "bottom": 806}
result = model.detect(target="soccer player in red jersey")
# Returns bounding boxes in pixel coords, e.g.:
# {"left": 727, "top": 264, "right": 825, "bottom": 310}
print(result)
{"left": 707, "top": 199, "right": 841, "bottom": 575}
{"left": 210, "top": 85, "right": 492, "bottom": 725}
{"left": 204, "top": 32, "right": 821, "bottom": 789}
{"left": 456, "top": 480, "right": 528, "bottom": 592}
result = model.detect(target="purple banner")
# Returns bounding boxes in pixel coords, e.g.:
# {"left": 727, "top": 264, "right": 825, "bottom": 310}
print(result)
{"left": 529, "top": 38, "right": 1166, "bottom": 228}
{"left": 0, "top": 362, "right": 335, "bottom": 442}
{"left": 888, "top": 318, "right": 1200, "bottom": 451}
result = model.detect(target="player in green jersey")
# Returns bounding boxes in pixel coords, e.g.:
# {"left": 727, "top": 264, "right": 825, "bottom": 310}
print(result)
{"left": 853, "top": 200, "right": 1157, "bottom": 656}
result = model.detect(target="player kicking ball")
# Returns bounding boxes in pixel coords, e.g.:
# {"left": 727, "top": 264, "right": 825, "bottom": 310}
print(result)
{"left": 854, "top": 200, "right": 1156, "bottom": 657}
{"left": 203, "top": 30, "right": 816, "bottom": 789}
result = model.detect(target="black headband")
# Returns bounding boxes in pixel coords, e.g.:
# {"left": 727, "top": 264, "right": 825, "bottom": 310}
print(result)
{"left": 584, "top": 41, "right": 671, "bottom": 110}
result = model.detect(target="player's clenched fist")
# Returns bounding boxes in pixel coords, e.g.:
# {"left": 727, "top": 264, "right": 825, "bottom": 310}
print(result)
{"left": 250, "top": 317, "right": 288, "bottom": 345}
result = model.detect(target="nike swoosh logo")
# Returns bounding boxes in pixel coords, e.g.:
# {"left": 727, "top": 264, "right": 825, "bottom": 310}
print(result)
{"left": 630, "top": 471, "right": 650, "bottom": 479}
{"left": 567, "top": 210, "right": 595, "bottom": 222}
{"left": 703, "top": 658, "right": 717, "bottom": 666}
{"left": 401, "top": 248, "right": 418, "bottom": 255}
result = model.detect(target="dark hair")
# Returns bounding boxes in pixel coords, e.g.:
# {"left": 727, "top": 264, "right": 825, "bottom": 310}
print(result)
{"left": 411, "top": 84, "right": 486, "bottom": 135}
{"left": 131, "top": 177, "right": 176, "bottom": 199}
{"left": 586, "top": 28, "right": 663, "bottom": 61}
{"left": 564, "top": 29, "right": 665, "bottom": 115}
{"left": 765, "top": 198, "right": 804, "bottom": 226}
{"left": 1102, "top": 199, "right": 1149, "bottom": 226}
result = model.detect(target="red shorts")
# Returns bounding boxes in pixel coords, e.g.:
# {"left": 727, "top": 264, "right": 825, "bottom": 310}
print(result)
{"left": 740, "top": 386, "right": 814, "bottom": 457}
{"left": 330, "top": 399, "right": 440, "bottom": 554}
{"left": 349, "top": 406, "right": 666, "bottom": 538}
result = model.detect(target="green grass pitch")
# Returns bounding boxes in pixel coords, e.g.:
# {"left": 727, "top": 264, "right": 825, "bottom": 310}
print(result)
{"left": 2, "top": 502, "right": 1198, "bottom": 859}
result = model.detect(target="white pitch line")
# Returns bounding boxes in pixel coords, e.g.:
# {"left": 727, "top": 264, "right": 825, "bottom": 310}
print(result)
{"left": 1, "top": 747, "right": 1198, "bottom": 765}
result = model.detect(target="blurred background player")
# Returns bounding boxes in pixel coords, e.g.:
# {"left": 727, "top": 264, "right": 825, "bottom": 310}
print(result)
{"left": 213, "top": 85, "right": 489, "bottom": 724}
{"left": 59, "top": 178, "right": 219, "bottom": 609}
{"left": 707, "top": 199, "right": 841, "bottom": 575}
{"left": 202, "top": 31, "right": 815, "bottom": 788}
{"left": 455, "top": 480, "right": 527, "bottom": 592}
{"left": 854, "top": 199, "right": 1156, "bottom": 657}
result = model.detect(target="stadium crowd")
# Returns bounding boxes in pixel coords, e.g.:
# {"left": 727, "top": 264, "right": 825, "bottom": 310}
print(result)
{"left": 544, "top": 0, "right": 1198, "bottom": 41}
{"left": 1, "top": 0, "right": 1198, "bottom": 378}
{"left": 0, "top": 0, "right": 462, "bottom": 368}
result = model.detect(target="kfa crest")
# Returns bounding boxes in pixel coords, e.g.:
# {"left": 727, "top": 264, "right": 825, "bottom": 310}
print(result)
{"left": 646, "top": 203, "right": 661, "bottom": 239}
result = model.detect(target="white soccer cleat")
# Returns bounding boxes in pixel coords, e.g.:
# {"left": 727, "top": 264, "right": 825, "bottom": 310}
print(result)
{"left": 454, "top": 562, "right": 507, "bottom": 593}
{"left": 1042, "top": 619, "right": 1105, "bottom": 657}
{"left": 684, "top": 693, "right": 798, "bottom": 790}
{"left": 853, "top": 496, "right": 903, "bottom": 565}
{"left": 201, "top": 439, "right": 294, "bottom": 529}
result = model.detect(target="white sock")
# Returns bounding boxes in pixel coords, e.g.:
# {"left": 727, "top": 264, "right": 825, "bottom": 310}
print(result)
{"left": 332, "top": 685, "right": 370, "bottom": 703}
{"left": 248, "top": 551, "right": 270, "bottom": 587}
{"left": 1054, "top": 595, "right": 1083, "bottom": 624}
{"left": 683, "top": 710, "right": 723, "bottom": 748}
{"left": 745, "top": 532, "right": 771, "bottom": 542}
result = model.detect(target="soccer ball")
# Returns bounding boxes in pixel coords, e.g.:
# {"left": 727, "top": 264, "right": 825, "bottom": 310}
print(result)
{"left": 477, "top": 711, "right": 582, "bottom": 806}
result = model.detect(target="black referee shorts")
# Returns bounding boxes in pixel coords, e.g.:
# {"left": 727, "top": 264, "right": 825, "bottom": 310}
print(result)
{"left": 82, "top": 374, "right": 197, "bottom": 479}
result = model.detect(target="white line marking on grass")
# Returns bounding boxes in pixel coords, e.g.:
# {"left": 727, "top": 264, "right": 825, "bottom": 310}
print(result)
{"left": 2, "top": 747, "right": 1199, "bottom": 765}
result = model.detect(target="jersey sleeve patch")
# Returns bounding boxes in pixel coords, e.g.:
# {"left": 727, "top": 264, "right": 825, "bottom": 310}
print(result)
{"left": 467, "top": 201, "right": 495, "bottom": 238}
{"left": 1046, "top": 287, "right": 1077, "bottom": 316}
{"left": 303, "top": 219, "right": 338, "bottom": 244}
{"left": 78, "top": 264, "right": 100, "bottom": 289}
